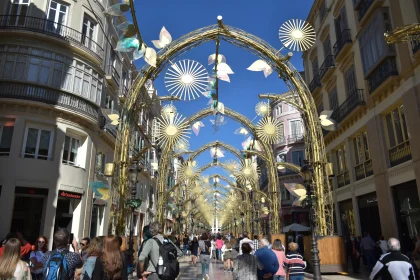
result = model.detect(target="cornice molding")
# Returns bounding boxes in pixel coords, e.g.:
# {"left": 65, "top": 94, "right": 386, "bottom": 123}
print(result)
{"left": 388, "top": 160, "right": 413, "bottom": 179}
{"left": 60, "top": 184, "right": 84, "bottom": 194}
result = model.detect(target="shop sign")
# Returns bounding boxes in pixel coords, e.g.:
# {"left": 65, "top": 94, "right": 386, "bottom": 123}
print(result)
{"left": 15, "top": 186, "right": 49, "bottom": 196}
{"left": 59, "top": 191, "right": 82, "bottom": 200}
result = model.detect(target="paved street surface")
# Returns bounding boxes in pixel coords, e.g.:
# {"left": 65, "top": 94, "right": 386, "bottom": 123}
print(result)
{"left": 177, "top": 256, "right": 371, "bottom": 280}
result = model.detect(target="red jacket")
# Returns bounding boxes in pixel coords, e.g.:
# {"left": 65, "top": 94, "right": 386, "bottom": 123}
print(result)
{"left": 0, "top": 242, "right": 32, "bottom": 258}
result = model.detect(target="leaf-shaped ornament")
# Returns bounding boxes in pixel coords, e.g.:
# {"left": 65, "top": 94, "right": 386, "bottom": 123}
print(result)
{"left": 105, "top": 3, "right": 130, "bottom": 16}
{"left": 208, "top": 54, "right": 226, "bottom": 65}
{"left": 133, "top": 44, "right": 146, "bottom": 60}
{"left": 234, "top": 127, "right": 249, "bottom": 136}
{"left": 151, "top": 26, "right": 172, "bottom": 49}
{"left": 144, "top": 47, "right": 157, "bottom": 67}
{"left": 216, "top": 102, "right": 225, "bottom": 114}
{"left": 115, "top": 38, "right": 139, "bottom": 52}
{"left": 247, "top": 60, "right": 273, "bottom": 78}
{"left": 192, "top": 121, "right": 204, "bottom": 136}
{"left": 216, "top": 63, "right": 234, "bottom": 75}
{"left": 108, "top": 114, "right": 120, "bottom": 126}
{"left": 217, "top": 73, "right": 230, "bottom": 83}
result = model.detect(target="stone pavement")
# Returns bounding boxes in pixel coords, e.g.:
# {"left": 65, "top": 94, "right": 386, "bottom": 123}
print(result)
{"left": 177, "top": 256, "right": 371, "bottom": 280}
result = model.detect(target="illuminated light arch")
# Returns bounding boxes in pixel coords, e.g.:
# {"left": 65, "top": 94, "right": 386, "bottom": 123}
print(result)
{"left": 116, "top": 22, "right": 332, "bottom": 235}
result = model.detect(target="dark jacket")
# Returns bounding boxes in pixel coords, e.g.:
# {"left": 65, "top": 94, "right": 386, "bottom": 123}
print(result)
{"left": 92, "top": 254, "right": 128, "bottom": 280}
{"left": 254, "top": 247, "right": 279, "bottom": 280}
{"left": 370, "top": 251, "right": 415, "bottom": 280}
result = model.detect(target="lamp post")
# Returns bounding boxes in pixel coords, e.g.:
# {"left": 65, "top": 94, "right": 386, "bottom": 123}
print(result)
{"left": 255, "top": 210, "right": 260, "bottom": 236}
{"left": 234, "top": 217, "right": 237, "bottom": 237}
{"left": 300, "top": 161, "right": 321, "bottom": 280}
{"left": 240, "top": 212, "right": 245, "bottom": 233}
{"left": 127, "top": 161, "right": 141, "bottom": 273}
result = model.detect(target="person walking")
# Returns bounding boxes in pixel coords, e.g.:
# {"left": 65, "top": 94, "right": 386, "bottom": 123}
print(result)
{"left": 239, "top": 232, "right": 254, "bottom": 255}
{"left": 0, "top": 238, "right": 32, "bottom": 280}
{"left": 91, "top": 235, "right": 127, "bottom": 280}
{"left": 79, "top": 238, "right": 91, "bottom": 263}
{"left": 271, "top": 239, "right": 287, "bottom": 280}
{"left": 370, "top": 237, "right": 415, "bottom": 279}
{"left": 190, "top": 237, "right": 199, "bottom": 266}
{"left": 253, "top": 235, "right": 260, "bottom": 253}
{"left": 222, "top": 240, "right": 233, "bottom": 272}
{"left": 82, "top": 237, "right": 103, "bottom": 280}
{"left": 284, "top": 242, "right": 306, "bottom": 280}
{"left": 347, "top": 235, "right": 361, "bottom": 274}
{"left": 42, "top": 228, "right": 82, "bottom": 280}
{"left": 182, "top": 234, "right": 190, "bottom": 257}
{"left": 254, "top": 238, "right": 279, "bottom": 280}
{"left": 215, "top": 235, "right": 224, "bottom": 261}
{"left": 198, "top": 233, "right": 211, "bottom": 280}
{"left": 233, "top": 243, "right": 263, "bottom": 280}
{"left": 30, "top": 236, "right": 48, "bottom": 280}
{"left": 230, "top": 238, "right": 239, "bottom": 272}
{"left": 378, "top": 236, "right": 388, "bottom": 255}
{"left": 361, "top": 232, "right": 378, "bottom": 272}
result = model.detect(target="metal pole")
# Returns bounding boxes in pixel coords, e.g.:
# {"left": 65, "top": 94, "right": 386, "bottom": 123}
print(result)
{"left": 307, "top": 182, "right": 321, "bottom": 280}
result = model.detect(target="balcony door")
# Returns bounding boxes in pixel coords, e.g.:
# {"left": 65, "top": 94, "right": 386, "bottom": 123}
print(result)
{"left": 345, "top": 66, "right": 357, "bottom": 97}
{"left": 290, "top": 119, "right": 302, "bottom": 139}
{"left": 46, "top": 0, "right": 69, "bottom": 35}
{"left": 8, "top": 0, "right": 30, "bottom": 26}
{"left": 82, "top": 15, "right": 96, "bottom": 51}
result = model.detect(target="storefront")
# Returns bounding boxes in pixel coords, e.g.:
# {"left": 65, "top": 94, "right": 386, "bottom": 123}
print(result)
{"left": 54, "top": 190, "right": 83, "bottom": 232}
{"left": 358, "top": 192, "right": 381, "bottom": 241}
{"left": 393, "top": 180, "right": 420, "bottom": 253}
{"left": 338, "top": 199, "right": 356, "bottom": 238}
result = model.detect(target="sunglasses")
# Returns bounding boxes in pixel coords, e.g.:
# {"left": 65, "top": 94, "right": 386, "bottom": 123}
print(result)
{"left": 80, "top": 243, "right": 86, "bottom": 246}
{"left": 38, "top": 241, "right": 45, "bottom": 244}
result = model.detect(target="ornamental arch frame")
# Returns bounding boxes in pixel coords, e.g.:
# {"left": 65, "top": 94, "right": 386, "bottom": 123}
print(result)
{"left": 116, "top": 22, "right": 333, "bottom": 235}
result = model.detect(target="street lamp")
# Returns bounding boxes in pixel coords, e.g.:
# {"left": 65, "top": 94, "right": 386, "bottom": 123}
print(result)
{"left": 254, "top": 210, "right": 260, "bottom": 236}
{"left": 127, "top": 161, "right": 141, "bottom": 274}
{"left": 300, "top": 160, "right": 321, "bottom": 280}
{"left": 240, "top": 212, "right": 245, "bottom": 233}
{"left": 234, "top": 217, "right": 237, "bottom": 237}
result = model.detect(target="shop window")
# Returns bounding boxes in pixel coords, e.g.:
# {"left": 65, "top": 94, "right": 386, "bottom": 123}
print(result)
{"left": 0, "top": 125, "right": 14, "bottom": 156}
{"left": 22, "top": 125, "right": 54, "bottom": 160}
{"left": 62, "top": 135, "right": 80, "bottom": 165}
{"left": 385, "top": 105, "right": 411, "bottom": 167}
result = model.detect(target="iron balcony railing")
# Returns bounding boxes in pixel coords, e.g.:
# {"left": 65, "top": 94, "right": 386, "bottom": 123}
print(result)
{"left": 368, "top": 57, "right": 398, "bottom": 94}
{"left": 333, "top": 29, "right": 352, "bottom": 58}
{"left": 0, "top": 82, "right": 98, "bottom": 119}
{"left": 0, "top": 15, "right": 104, "bottom": 60}
{"left": 287, "top": 133, "right": 304, "bottom": 144}
{"left": 104, "top": 122, "right": 117, "bottom": 138}
{"left": 337, "top": 170, "right": 350, "bottom": 188}
{"left": 411, "top": 38, "right": 420, "bottom": 54}
{"left": 309, "top": 75, "right": 322, "bottom": 93}
{"left": 354, "top": 159, "right": 373, "bottom": 181}
{"left": 121, "top": 85, "right": 129, "bottom": 97}
{"left": 330, "top": 89, "right": 365, "bottom": 124}
{"left": 389, "top": 141, "right": 412, "bottom": 167}
{"left": 107, "top": 65, "right": 120, "bottom": 86}
{"left": 319, "top": 55, "right": 335, "bottom": 79}
{"left": 276, "top": 136, "right": 286, "bottom": 146}
{"left": 357, "top": 0, "right": 374, "bottom": 21}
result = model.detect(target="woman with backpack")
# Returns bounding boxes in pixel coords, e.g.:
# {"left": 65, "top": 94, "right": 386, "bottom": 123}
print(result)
{"left": 0, "top": 238, "right": 32, "bottom": 280}
{"left": 198, "top": 233, "right": 211, "bottom": 280}
{"left": 92, "top": 236, "right": 127, "bottom": 280}
{"left": 30, "top": 236, "right": 48, "bottom": 280}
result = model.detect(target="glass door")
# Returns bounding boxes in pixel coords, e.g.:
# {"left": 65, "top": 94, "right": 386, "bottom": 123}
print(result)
{"left": 82, "top": 15, "right": 96, "bottom": 51}
{"left": 46, "top": 0, "right": 69, "bottom": 35}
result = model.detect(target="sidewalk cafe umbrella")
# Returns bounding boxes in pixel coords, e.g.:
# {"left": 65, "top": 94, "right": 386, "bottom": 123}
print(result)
{"left": 282, "top": 223, "right": 310, "bottom": 233}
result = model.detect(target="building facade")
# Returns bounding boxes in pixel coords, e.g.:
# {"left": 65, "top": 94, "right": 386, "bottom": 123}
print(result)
{"left": 0, "top": 0, "right": 146, "bottom": 246}
{"left": 303, "top": 0, "right": 420, "bottom": 251}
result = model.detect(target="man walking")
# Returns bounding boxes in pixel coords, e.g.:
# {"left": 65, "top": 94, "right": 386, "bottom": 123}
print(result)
{"left": 370, "top": 237, "right": 415, "bottom": 279}
{"left": 79, "top": 237, "right": 90, "bottom": 262}
{"left": 239, "top": 232, "right": 254, "bottom": 255}
{"left": 255, "top": 238, "right": 279, "bottom": 280}
{"left": 253, "top": 235, "right": 260, "bottom": 252}
{"left": 361, "top": 232, "right": 377, "bottom": 272}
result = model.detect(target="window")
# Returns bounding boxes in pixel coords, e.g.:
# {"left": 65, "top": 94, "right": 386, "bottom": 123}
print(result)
{"left": 27, "top": 58, "right": 52, "bottom": 84}
{"left": 22, "top": 126, "right": 54, "bottom": 160}
{"left": 46, "top": 0, "right": 69, "bottom": 34}
{"left": 319, "top": 0, "right": 327, "bottom": 22}
{"left": 359, "top": 10, "right": 393, "bottom": 75}
{"left": 385, "top": 105, "right": 409, "bottom": 148}
{"left": 8, "top": 0, "right": 30, "bottom": 26}
{"left": 323, "top": 36, "right": 332, "bottom": 57}
{"left": 336, "top": 145, "right": 348, "bottom": 173}
{"left": 290, "top": 120, "right": 302, "bottom": 137}
{"left": 335, "top": 7, "right": 348, "bottom": 39}
{"left": 275, "top": 105, "right": 282, "bottom": 116}
{"left": 82, "top": 15, "right": 96, "bottom": 49}
{"left": 312, "top": 58, "right": 319, "bottom": 78}
{"left": 62, "top": 135, "right": 80, "bottom": 165}
{"left": 329, "top": 88, "right": 338, "bottom": 110}
{"left": 353, "top": 131, "right": 370, "bottom": 165}
{"left": 95, "top": 151, "right": 106, "bottom": 174}
{"left": 292, "top": 150, "right": 304, "bottom": 166}
{"left": 345, "top": 66, "right": 357, "bottom": 97}
{"left": 0, "top": 126, "right": 14, "bottom": 156}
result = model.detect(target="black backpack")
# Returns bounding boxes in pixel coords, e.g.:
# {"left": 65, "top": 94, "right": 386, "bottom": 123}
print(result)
{"left": 153, "top": 237, "right": 179, "bottom": 280}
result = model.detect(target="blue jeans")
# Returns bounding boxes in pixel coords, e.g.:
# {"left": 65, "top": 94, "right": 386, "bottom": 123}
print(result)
{"left": 216, "top": 249, "right": 222, "bottom": 260}
{"left": 183, "top": 245, "right": 188, "bottom": 255}
{"left": 289, "top": 276, "right": 304, "bottom": 280}
{"left": 273, "top": 276, "right": 285, "bottom": 280}
{"left": 200, "top": 254, "right": 210, "bottom": 276}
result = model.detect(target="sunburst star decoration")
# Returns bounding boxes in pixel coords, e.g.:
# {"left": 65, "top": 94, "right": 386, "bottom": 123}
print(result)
{"left": 224, "top": 159, "right": 240, "bottom": 172}
{"left": 256, "top": 116, "right": 283, "bottom": 144}
{"left": 155, "top": 113, "right": 190, "bottom": 149}
{"left": 178, "top": 160, "right": 200, "bottom": 182}
{"left": 279, "top": 19, "right": 316, "bottom": 52}
{"left": 234, "top": 159, "right": 260, "bottom": 186}
{"left": 255, "top": 102, "right": 270, "bottom": 117}
{"left": 165, "top": 59, "right": 209, "bottom": 100}
{"left": 174, "top": 139, "right": 190, "bottom": 153}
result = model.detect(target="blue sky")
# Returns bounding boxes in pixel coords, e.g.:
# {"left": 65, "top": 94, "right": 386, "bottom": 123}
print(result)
{"left": 132, "top": 1, "right": 313, "bottom": 182}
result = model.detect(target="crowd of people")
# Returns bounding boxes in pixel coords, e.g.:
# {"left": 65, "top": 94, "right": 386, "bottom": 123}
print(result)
{"left": 0, "top": 226, "right": 417, "bottom": 280}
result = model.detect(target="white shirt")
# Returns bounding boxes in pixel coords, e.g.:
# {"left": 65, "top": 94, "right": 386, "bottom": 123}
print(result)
{"left": 239, "top": 238, "right": 254, "bottom": 255}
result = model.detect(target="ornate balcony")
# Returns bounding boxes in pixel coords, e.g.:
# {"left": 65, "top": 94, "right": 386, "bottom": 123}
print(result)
{"left": 330, "top": 89, "right": 365, "bottom": 123}
{"left": 319, "top": 55, "right": 335, "bottom": 80}
{"left": 104, "top": 122, "right": 117, "bottom": 138}
{"left": 368, "top": 57, "right": 398, "bottom": 94}
{"left": 309, "top": 75, "right": 322, "bottom": 93}
{"left": 287, "top": 133, "right": 304, "bottom": 144}
{"left": 337, "top": 170, "right": 350, "bottom": 188}
{"left": 0, "top": 15, "right": 104, "bottom": 61}
{"left": 105, "top": 65, "right": 120, "bottom": 89}
{"left": 333, "top": 29, "right": 352, "bottom": 59}
{"left": 0, "top": 81, "right": 98, "bottom": 120}
{"left": 389, "top": 141, "right": 412, "bottom": 167}
{"left": 354, "top": 159, "right": 373, "bottom": 181}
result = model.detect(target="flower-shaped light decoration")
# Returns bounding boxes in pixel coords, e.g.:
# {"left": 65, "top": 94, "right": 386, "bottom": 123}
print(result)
{"left": 165, "top": 59, "right": 209, "bottom": 100}
{"left": 224, "top": 159, "right": 240, "bottom": 172}
{"left": 161, "top": 104, "right": 177, "bottom": 119}
{"left": 174, "top": 139, "right": 190, "bottom": 153}
{"left": 279, "top": 19, "right": 316, "bottom": 52}
{"left": 178, "top": 160, "right": 200, "bottom": 182}
{"left": 284, "top": 183, "right": 307, "bottom": 206}
{"left": 255, "top": 102, "right": 270, "bottom": 117}
{"left": 155, "top": 113, "right": 190, "bottom": 149}
{"left": 242, "top": 137, "right": 262, "bottom": 152}
{"left": 210, "top": 147, "right": 225, "bottom": 158}
{"left": 319, "top": 110, "right": 338, "bottom": 131}
{"left": 192, "top": 121, "right": 205, "bottom": 136}
{"left": 247, "top": 60, "right": 273, "bottom": 78}
{"left": 256, "top": 116, "right": 283, "bottom": 144}
{"left": 234, "top": 159, "right": 260, "bottom": 186}
{"left": 234, "top": 127, "right": 249, "bottom": 137}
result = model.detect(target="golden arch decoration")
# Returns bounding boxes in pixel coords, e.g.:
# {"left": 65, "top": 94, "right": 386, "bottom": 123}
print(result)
{"left": 174, "top": 140, "right": 242, "bottom": 160}
{"left": 116, "top": 22, "right": 333, "bottom": 235}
